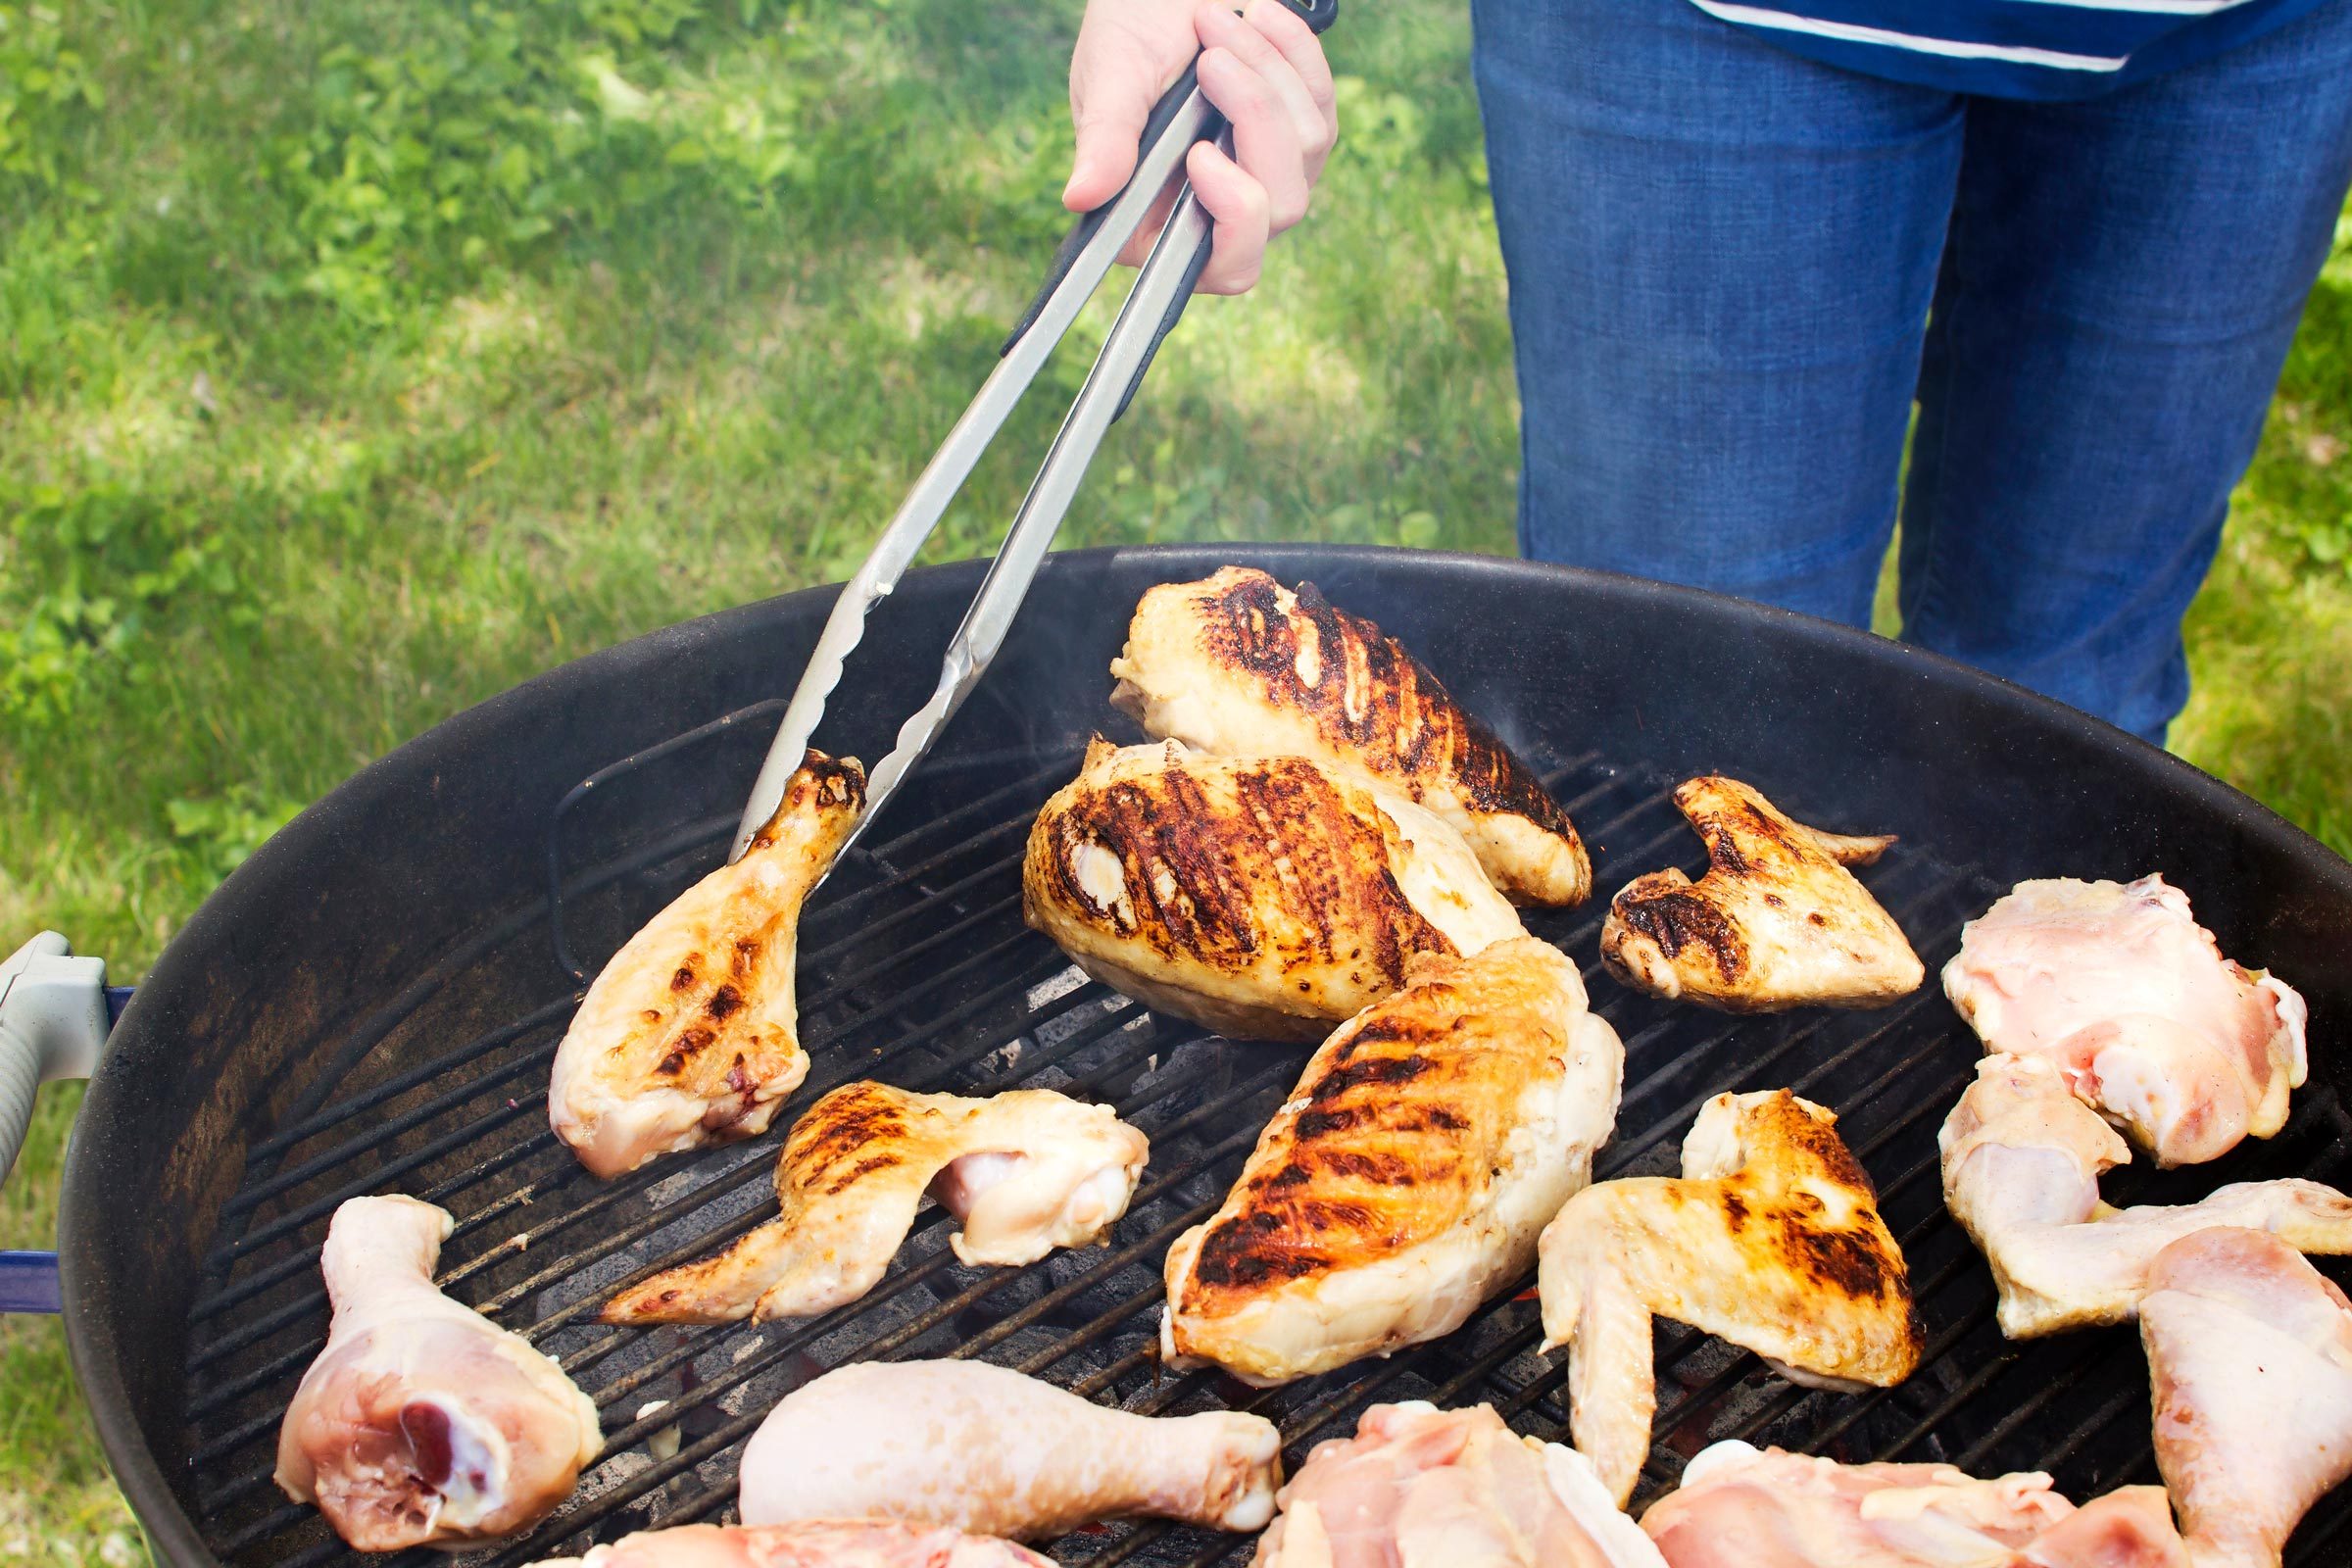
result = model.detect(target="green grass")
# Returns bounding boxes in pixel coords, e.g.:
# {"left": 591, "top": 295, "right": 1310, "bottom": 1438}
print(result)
{"left": 1, "top": 0, "right": 2346, "bottom": 1555}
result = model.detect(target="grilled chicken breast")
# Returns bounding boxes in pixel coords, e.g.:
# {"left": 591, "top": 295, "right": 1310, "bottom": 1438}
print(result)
{"left": 602, "top": 1082, "right": 1148, "bottom": 1324}
{"left": 544, "top": 1522, "right": 1054, "bottom": 1568}
{"left": 1023, "top": 738, "right": 1524, "bottom": 1043}
{"left": 1109, "top": 567, "right": 1592, "bottom": 905}
{"left": 1943, "top": 875, "right": 2308, "bottom": 1166}
{"left": 1162, "top": 937, "right": 1622, "bottom": 1385}
{"left": 1939, "top": 1054, "right": 2352, "bottom": 1339}
{"left": 550, "top": 752, "right": 862, "bottom": 1178}
{"left": 1598, "top": 777, "right": 1922, "bottom": 1011}
{"left": 1538, "top": 1091, "right": 1921, "bottom": 1506}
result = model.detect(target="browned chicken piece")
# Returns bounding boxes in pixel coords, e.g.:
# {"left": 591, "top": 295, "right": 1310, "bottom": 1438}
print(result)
{"left": 1022, "top": 737, "right": 1525, "bottom": 1043}
{"left": 1109, "top": 566, "right": 1592, "bottom": 906}
{"left": 550, "top": 752, "right": 862, "bottom": 1178}
{"left": 1538, "top": 1091, "right": 1922, "bottom": 1506}
{"left": 601, "top": 1082, "right": 1149, "bottom": 1324}
{"left": 1598, "top": 777, "right": 1923, "bottom": 1011}
{"left": 1162, "top": 937, "right": 1623, "bottom": 1385}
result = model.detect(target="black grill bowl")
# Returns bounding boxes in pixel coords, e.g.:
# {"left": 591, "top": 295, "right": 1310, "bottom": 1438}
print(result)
{"left": 58, "top": 544, "right": 2352, "bottom": 1566}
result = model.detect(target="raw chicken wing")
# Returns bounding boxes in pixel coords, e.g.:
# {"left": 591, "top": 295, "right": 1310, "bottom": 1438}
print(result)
{"left": 552, "top": 751, "right": 863, "bottom": 1177}
{"left": 276, "top": 1196, "right": 602, "bottom": 1549}
{"left": 738, "top": 1359, "right": 1281, "bottom": 1540}
{"left": 1943, "top": 875, "right": 2308, "bottom": 1166}
{"left": 1539, "top": 1091, "right": 1921, "bottom": 1505}
{"left": 1163, "top": 937, "right": 1622, "bottom": 1384}
{"left": 1599, "top": 778, "right": 1922, "bottom": 1011}
{"left": 535, "top": 1521, "right": 1053, "bottom": 1568}
{"left": 603, "top": 1082, "right": 1148, "bottom": 1323}
{"left": 1023, "top": 737, "right": 1523, "bottom": 1042}
{"left": 1110, "top": 566, "right": 1592, "bottom": 905}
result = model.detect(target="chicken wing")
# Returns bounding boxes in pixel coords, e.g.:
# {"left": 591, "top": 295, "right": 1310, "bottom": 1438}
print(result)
{"left": 1598, "top": 777, "right": 1922, "bottom": 1011}
{"left": 1942, "top": 875, "right": 2308, "bottom": 1167}
{"left": 1939, "top": 1054, "right": 2352, "bottom": 1339}
{"left": 276, "top": 1196, "right": 603, "bottom": 1550}
{"left": 538, "top": 1521, "right": 1054, "bottom": 1568}
{"left": 1162, "top": 936, "right": 1622, "bottom": 1385}
{"left": 1022, "top": 737, "right": 1524, "bottom": 1043}
{"left": 1109, "top": 566, "right": 1592, "bottom": 905}
{"left": 737, "top": 1359, "right": 1282, "bottom": 1540}
{"left": 551, "top": 751, "right": 863, "bottom": 1177}
{"left": 1250, "top": 1401, "right": 1666, "bottom": 1568}
{"left": 1538, "top": 1091, "right": 1921, "bottom": 1505}
{"left": 602, "top": 1082, "right": 1148, "bottom": 1324}
{"left": 2141, "top": 1228, "right": 2352, "bottom": 1568}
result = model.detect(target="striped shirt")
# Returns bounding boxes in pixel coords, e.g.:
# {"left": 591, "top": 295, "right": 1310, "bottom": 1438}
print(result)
{"left": 1693, "top": 0, "right": 2335, "bottom": 96}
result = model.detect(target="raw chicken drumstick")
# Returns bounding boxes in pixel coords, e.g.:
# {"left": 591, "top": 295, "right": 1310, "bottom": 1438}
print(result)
{"left": 2141, "top": 1228, "right": 2352, "bottom": 1568}
{"left": 1943, "top": 874, "right": 2308, "bottom": 1166}
{"left": 1939, "top": 1054, "right": 2352, "bottom": 1339}
{"left": 551, "top": 751, "right": 863, "bottom": 1177}
{"left": 602, "top": 1082, "right": 1148, "bottom": 1323}
{"left": 527, "top": 1520, "right": 1054, "bottom": 1567}
{"left": 276, "top": 1196, "right": 602, "bottom": 1550}
{"left": 737, "top": 1359, "right": 1282, "bottom": 1541}
{"left": 1538, "top": 1090, "right": 1921, "bottom": 1506}
{"left": 1598, "top": 777, "right": 1922, "bottom": 1011}
{"left": 1109, "top": 565, "right": 1593, "bottom": 905}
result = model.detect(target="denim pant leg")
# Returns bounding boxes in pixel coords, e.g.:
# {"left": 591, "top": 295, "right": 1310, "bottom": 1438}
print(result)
{"left": 1900, "top": 2, "right": 2352, "bottom": 745}
{"left": 1471, "top": 0, "right": 1963, "bottom": 628}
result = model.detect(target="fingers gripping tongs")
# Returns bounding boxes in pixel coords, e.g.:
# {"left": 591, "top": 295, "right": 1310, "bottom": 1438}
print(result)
{"left": 727, "top": 0, "right": 1340, "bottom": 868}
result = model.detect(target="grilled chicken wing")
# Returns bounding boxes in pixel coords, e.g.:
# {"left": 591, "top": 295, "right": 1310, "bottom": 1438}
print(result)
{"left": 1942, "top": 875, "right": 2308, "bottom": 1167}
{"left": 551, "top": 752, "right": 863, "bottom": 1177}
{"left": 602, "top": 1082, "right": 1148, "bottom": 1324}
{"left": 1250, "top": 1401, "right": 1665, "bottom": 1568}
{"left": 539, "top": 1521, "right": 1054, "bottom": 1568}
{"left": 738, "top": 1359, "right": 1282, "bottom": 1541}
{"left": 1939, "top": 1054, "right": 2352, "bottom": 1339}
{"left": 1109, "top": 567, "right": 1592, "bottom": 906}
{"left": 1598, "top": 777, "right": 1921, "bottom": 1011}
{"left": 1162, "top": 937, "right": 1622, "bottom": 1385}
{"left": 276, "top": 1196, "right": 602, "bottom": 1550}
{"left": 1022, "top": 738, "right": 1524, "bottom": 1043}
{"left": 1538, "top": 1091, "right": 1921, "bottom": 1505}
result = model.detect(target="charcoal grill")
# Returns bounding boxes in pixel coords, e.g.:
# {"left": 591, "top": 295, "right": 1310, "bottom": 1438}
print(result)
{"left": 45, "top": 543, "right": 2352, "bottom": 1566}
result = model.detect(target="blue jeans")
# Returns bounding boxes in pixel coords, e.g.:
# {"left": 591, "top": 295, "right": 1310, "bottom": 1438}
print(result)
{"left": 1472, "top": 0, "right": 2352, "bottom": 744}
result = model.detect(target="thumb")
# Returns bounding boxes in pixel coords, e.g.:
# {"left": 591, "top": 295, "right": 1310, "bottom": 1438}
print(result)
{"left": 1065, "top": 56, "right": 1157, "bottom": 211}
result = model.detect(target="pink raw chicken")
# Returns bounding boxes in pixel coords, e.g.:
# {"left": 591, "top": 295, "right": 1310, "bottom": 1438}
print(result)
{"left": 528, "top": 1520, "right": 1053, "bottom": 1567}
{"left": 1942, "top": 875, "right": 2306, "bottom": 1166}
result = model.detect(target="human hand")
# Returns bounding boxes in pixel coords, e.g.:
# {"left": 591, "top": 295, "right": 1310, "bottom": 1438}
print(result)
{"left": 1063, "top": 0, "right": 1339, "bottom": 296}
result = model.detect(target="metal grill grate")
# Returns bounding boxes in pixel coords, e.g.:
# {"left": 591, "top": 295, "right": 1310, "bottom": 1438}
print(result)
{"left": 178, "top": 709, "right": 2352, "bottom": 1567}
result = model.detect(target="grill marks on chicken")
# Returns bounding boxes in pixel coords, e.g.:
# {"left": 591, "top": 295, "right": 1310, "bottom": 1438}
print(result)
{"left": 1538, "top": 1091, "right": 1921, "bottom": 1505}
{"left": 1109, "top": 566, "right": 1592, "bottom": 906}
{"left": 1162, "top": 937, "right": 1623, "bottom": 1385}
{"left": 276, "top": 1196, "right": 602, "bottom": 1550}
{"left": 544, "top": 1521, "right": 1056, "bottom": 1568}
{"left": 551, "top": 752, "right": 863, "bottom": 1177}
{"left": 1599, "top": 777, "right": 1922, "bottom": 1011}
{"left": 600, "top": 1082, "right": 1148, "bottom": 1324}
{"left": 1023, "top": 738, "right": 1524, "bottom": 1042}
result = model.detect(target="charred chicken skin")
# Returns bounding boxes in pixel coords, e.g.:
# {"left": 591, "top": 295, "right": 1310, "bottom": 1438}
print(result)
{"left": 1022, "top": 737, "right": 1524, "bottom": 1042}
{"left": 1162, "top": 937, "right": 1622, "bottom": 1385}
{"left": 551, "top": 751, "right": 863, "bottom": 1177}
{"left": 1109, "top": 566, "right": 1592, "bottom": 905}
{"left": 1598, "top": 777, "right": 1922, "bottom": 1011}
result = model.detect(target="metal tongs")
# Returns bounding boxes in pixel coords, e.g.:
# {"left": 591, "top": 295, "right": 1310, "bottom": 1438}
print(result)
{"left": 728, "top": 0, "right": 1340, "bottom": 867}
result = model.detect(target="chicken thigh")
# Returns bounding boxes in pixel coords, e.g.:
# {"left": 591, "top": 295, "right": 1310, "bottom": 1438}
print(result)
{"left": 1163, "top": 936, "right": 1622, "bottom": 1385}
{"left": 1250, "top": 1401, "right": 1665, "bottom": 1568}
{"left": 1109, "top": 566, "right": 1592, "bottom": 905}
{"left": 1942, "top": 875, "right": 2308, "bottom": 1166}
{"left": 603, "top": 1082, "right": 1148, "bottom": 1323}
{"left": 1598, "top": 778, "right": 1922, "bottom": 1011}
{"left": 1539, "top": 1091, "right": 1921, "bottom": 1505}
{"left": 737, "top": 1359, "right": 1282, "bottom": 1540}
{"left": 552, "top": 751, "right": 863, "bottom": 1177}
{"left": 535, "top": 1521, "right": 1054, "bottom": 1568}
{"left": 276, "top": 1196, "right": 602, "bottom": 1549}
{"left": 2141, "top": 1228, "right": 2352, "bottom": 1568}
{"left": 1939, "top": 1054, "right": 2352, "bottom": 1338}
{"left": 1022, "top": 737, "right": 1523, "bottom": 1042}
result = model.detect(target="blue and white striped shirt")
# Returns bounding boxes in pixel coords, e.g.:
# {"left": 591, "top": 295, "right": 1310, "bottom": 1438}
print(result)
{"left": 1691, "top": 0, "right": 2333, "bottom": 97}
